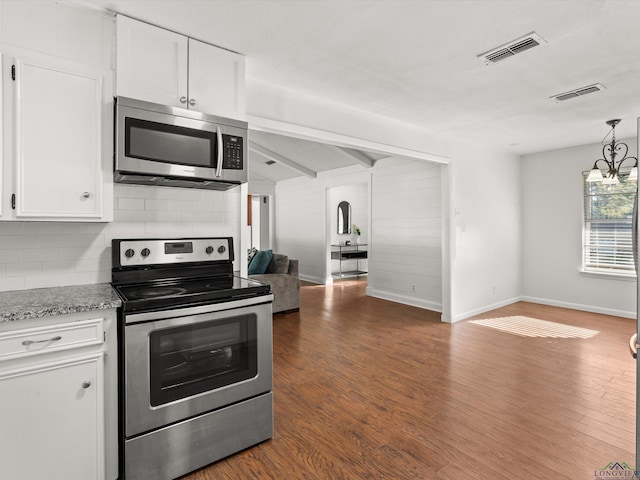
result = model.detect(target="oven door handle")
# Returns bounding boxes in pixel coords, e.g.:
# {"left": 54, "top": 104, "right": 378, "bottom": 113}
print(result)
{"left": 124, "top": 293, "right": 274, "bottom": 324}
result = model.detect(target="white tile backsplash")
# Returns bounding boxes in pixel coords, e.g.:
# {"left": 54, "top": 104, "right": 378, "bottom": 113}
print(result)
{"left": 4, "top": 235, "right": 43, "bottom": 249}
{"left": 145, "top": 199, "right": 171, "bottom": 211}
{"left": 118, "top": 198, "right": 145, "bottom": 210}
{"left": 0, "top": 249, "right": 25, "bottom": 263}
{"left": 6, "top": 262, "right": 43, "bottom": 276}
{"left": 0, "top": 184, "right": 241, "bottom": 292}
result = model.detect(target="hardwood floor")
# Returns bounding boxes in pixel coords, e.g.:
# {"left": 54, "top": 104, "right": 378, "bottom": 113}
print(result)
{"left": 183, "top": 279, "right": 636, "bottom": 479}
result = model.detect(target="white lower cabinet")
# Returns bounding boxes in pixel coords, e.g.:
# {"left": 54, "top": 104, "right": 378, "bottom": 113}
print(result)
{"left": 0, "top": 353, "right": 104, "bottom": 480}
{"left": 0, "top": 313, "right": 116, "bottom": 480}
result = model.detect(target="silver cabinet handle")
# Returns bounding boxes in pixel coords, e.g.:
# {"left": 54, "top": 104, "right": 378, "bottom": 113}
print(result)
{"left": 630, "top": 333, "right": 638, "bottom": 359}
{"left": 82, "top": 192, "right": 92, "bottom": 199}
{"left": 82, "top": 381, "right": 91, "bottom": 389}
{"left": 189, "top": 98, "right": 197, "bottom": 106}
{"left": 179, "top": 96, "right": 187, "bottom": 104}
{"left": 22, "top": 335, "right": 62, "bottom": 346}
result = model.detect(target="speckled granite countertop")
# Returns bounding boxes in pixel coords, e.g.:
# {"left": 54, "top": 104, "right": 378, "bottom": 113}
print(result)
{"left": 0, "top": 283, "right": 121, "bottom": 323}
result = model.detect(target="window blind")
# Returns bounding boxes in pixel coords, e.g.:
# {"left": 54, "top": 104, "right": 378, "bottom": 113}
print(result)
{"left": 583, "top": 175, "right": 636, "bottom": 275}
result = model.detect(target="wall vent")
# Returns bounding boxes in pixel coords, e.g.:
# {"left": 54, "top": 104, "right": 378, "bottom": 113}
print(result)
{"left": 550, "top": 83, "right": 605, "bottom": 102}
{"left": 478, "top": 32, "right": 546, "bottom": 64}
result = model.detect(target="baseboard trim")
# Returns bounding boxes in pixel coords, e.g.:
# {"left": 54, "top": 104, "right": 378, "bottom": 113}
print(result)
{"left": 451, "top": 297, "right": 522, "bottom": 323}
{"left": 365, "top": 287, "right": 442, "bottom": 313}
{"left": 294, "top": 282, "right": 636, "bottom": 321}
{"left": 521, "top": 296, "right": 635, "bottom": 319}
{"left": 298, "top": 274, "right": 325, "bottom": 284}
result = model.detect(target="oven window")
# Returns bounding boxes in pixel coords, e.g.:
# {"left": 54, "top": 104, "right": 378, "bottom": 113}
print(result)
{"left": 149, "top": 314, "right": 257, "bottom": 406}
{"left": 125, "top": 117, "right": 216, "bottom": 168}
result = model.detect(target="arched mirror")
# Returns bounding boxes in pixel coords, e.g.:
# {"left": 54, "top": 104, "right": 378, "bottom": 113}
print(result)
{"left": 337, "top": 201, "right": 351, "bottom": 234}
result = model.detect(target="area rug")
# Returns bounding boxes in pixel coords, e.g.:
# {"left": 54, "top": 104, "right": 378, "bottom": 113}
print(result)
{"left": 469, "top": 315, "right": 599, "bottom": 338}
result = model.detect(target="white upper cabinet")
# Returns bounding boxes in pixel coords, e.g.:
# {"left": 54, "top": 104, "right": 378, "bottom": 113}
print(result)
{"left": 116, "top": 15, "right": 246, "bottom": 120}
{"left": 188, "top": 38, "right": 245, "bottom": 119}
{"left": 116, "top": 15, "right": 188, "bottom": 108}
{"left": 14, "top": 58, "right": 103, "bottom": 218}
{"left": 0, "top": 1, "right": 114, "bottom": 222}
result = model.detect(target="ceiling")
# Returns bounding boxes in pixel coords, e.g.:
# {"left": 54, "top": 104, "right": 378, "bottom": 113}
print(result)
{"left": 248, "top": 130, "right": 387, "bottom": 183}
{"left": 86, "top": 0, "right": 640, "bottom": 182}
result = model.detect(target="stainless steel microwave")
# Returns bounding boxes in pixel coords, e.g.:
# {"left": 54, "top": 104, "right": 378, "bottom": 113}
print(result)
{"left": 114, "top": 97, "right": 247, "bottom": 190}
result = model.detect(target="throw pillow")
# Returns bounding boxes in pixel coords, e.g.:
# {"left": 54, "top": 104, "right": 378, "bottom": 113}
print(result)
{"left": 268, "top": 254, "right": 290, "bottom": 274}
{"left": 248, "top": 249, "right": 273, "bottom": 275}
{"left": 247, "top": 247, "right": 258, "bottom": 265}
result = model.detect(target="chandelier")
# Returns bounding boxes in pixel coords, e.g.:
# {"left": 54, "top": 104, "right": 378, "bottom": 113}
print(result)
{"left": 586, "top": 119, "right": 637, "bottom": 184}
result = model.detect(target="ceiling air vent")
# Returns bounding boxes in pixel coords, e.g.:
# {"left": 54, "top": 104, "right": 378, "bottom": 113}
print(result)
{"left": 550, "top": 83, "right": 605, "bottom": 102}
{"left": 478, "top": 32, "right": 546, "bottom": 64}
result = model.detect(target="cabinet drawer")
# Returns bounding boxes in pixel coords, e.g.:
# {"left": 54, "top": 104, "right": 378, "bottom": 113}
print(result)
{"left": 0, "top": 318, "right": 104, "bottom": 361}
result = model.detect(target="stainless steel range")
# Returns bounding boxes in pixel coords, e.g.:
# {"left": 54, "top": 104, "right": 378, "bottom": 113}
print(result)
{"left": 111, "top": 237, "right": 273, "bottom": 480}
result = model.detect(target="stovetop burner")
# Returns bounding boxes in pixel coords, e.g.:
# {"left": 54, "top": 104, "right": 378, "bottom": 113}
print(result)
{"left": 125, "top": 286, "right": 189, "bottom": 300}
{"left": 114, "top": 276, "right": 271, "bottom": 313}
{"left": 111, "top": 237, "right": 272, "bottom": 314}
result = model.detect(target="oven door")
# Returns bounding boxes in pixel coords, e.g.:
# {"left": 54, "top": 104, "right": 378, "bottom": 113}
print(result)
{"left": 124, "top": 296, "right": 272, "bottom": 437}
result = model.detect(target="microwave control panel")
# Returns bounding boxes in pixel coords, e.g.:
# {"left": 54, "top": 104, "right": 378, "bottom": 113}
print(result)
{"left": 222, "top": 135, "right": 244, "bottom": 170}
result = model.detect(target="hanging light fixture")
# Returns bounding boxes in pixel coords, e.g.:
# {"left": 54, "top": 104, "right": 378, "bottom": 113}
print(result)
{"left": 586, "top": 119, "right": 638, "bottom": 184}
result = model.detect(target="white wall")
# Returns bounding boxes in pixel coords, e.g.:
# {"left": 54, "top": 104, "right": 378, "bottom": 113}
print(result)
{"left": 249, "top": 180, "right": 276, "bottom": 253}
{"left": 248, "top": 178, "right": 276, "bottom": 198}
{"left": 250, "top": 195, "right": 262, "bottom": 250}
{"left": 367, "top": 158, "right": 442, "bottom": 311}
{"left": 276, "top": 159, "right": 443, "bottom": 311}
{"left": 521, "top": 138, "right": 636, "bottom": 318}
{"left": 447, "top": 142, "right": 522, "bottom": 322}
{"left": 0, "top": 184, "right": 240, "bottom": 291}
{"left": 274, "top": 169, "right": 345, "bottom": 284}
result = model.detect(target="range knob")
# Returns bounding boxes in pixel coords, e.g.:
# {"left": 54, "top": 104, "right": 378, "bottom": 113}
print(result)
{"left": 124, "top": 248, "right": 135, "bottom": 258}
{"left": 141, "top": 248, "right": 150, "bottom": 257}
{"left": 205, "top": 246, "right": 214, "bottom": 255}
{"left": 218, "top": 245, "right": 226, "bottom": 254}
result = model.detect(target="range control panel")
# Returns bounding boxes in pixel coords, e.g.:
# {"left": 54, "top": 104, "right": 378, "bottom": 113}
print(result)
{"left": 116, "top": 238, "right": 232, "bottom": 266}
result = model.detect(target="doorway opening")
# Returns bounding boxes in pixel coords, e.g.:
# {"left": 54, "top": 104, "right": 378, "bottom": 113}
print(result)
{"left": 250, "top": 195, "right": 272, "bottom": 251}
{"left": 328, "top": 184, "right": 368, "bottom": 286}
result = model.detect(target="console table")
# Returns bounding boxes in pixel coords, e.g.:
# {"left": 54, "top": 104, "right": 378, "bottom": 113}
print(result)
{"left": 331, "top": 244, "right": 368, "bottom": 278}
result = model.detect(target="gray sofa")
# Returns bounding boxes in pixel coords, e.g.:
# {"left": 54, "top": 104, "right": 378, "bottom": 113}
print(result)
{"left": 249, "top": 253, "right": 300, "bottom": 314}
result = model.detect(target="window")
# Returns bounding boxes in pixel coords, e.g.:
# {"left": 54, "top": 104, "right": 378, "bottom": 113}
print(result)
{"left": 583, "top": 174, "right": 637, "bottom": 276}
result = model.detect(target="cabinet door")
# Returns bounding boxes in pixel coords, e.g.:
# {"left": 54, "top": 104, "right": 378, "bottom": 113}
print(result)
{"left": 116, "top": 15, "right": 188, "bottom": 107}
{"left": 0, "top": 353, "right": 104, "bottom": 480}
{"left": 14, "top": 57, "right": 103, "bottom": 218}
{"left": 188, "top": 38, "right": 246, "bottom": 119}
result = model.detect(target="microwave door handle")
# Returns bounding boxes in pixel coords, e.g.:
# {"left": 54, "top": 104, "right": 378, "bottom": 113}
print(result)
{"left": 216, "top": 127, "right": 223, "bottom": 178}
